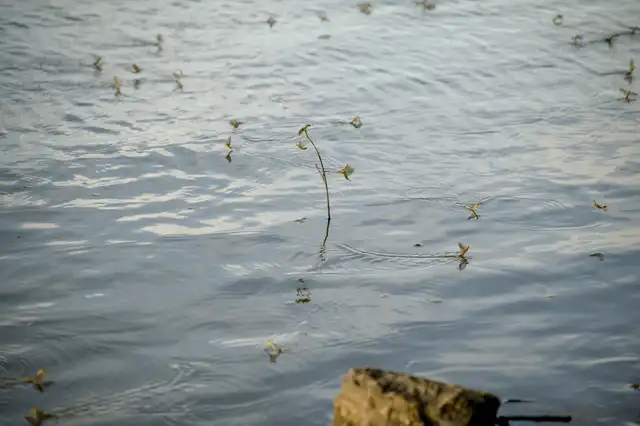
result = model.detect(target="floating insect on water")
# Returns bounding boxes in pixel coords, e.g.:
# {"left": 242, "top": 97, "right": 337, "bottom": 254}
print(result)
{"left": 113, "top": 77, "right": 121, "bottom": 97}
{"left": 350, "top": 114, "right": 363, "bottom": 128}
{"left": 266, "top": 15, "right": 277, "bottom": 28}
{"left": 571, "top": 34, "right": 584, "bottom": 47}
{"left": 593, "top": 200, "right": 607, "bottom": 211}
{"left": 22, "top": 369, "right": 52, "bottom": 393}
{"left": 264, "top": 340, "right": 284, "bottom": 363}
{"left": 296, "top": 287, "right": 312, "bottom": 304}
{"left": 456, "top": 242, "right": 470, "bottom": 270}
{"left": 552, "top": 14, "right": 563, "bottom": 25}
{"left": 24, "top": 408, "right": 56, "bottom": 426}
{"left": 225, "top": 136, "right": 232, "bottom": 150}
{"left": 173, "top": 70, "right": 184, "bottom": 91}
{"left": 624, "top": 59, "right": 635, "bottom": 83}
{"left": 620, "top": 87, "right": 638, "bottom": 102}
{"left": 337, "top": 164, "right": 355, "bottom": 181}
{"left": 465, "top": 203, "right": 480, "bottom": 220}
{"left": 415, "top": 0, "right": 436, "bottom": 10}
{"left": 229, "top": 119, "right": 243, "bottom": 129}
{"left": 131, "top": 64, "right": 142, "bottom": 74}
{"left": 224, "top": 136, "right": 233, "bottom": 162}
{"left": 92, "top": 54, "right": 103, "bottom": 71}
{"left": 155, "top": 34, "right": 164, "bottom": 51}
{"left": 318, "top": 12, "right": 330, "bottom": 22}
{"left": 358, "top": 2, "right": 373, "bottom": 15}
{"left": 604, "top": 33, "right": 621, "bottom": 47}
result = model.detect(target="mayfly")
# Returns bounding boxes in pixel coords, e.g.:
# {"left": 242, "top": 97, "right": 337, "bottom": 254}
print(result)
{"left": 604, "top": 33, "right": 621, "bottom": 47}
{"left": 350, "top": 114, "right": 363, "bottom": 128}
{"left": 552, "top": 14, "right": 563, "bottom": 25}
{"left": 624, "top": 59, "right": 635, "bottom": 83}
{"left": 155, "top": 34, "right": 164, "bottom": 51}
{"left": 24, "top": 408, "right": 56, "bottom": 426}
{"left": 465, "top": 203, "right": 480, "bottom": 220}
{"left": 131, "top": 64, "right": 142, "bottom": 73}
{"left": 92, "top": 54, "right": 103, "bottom": 71}
{"left": 337, "top": 164, "right": 355, "bottom": 181}
{"left": 620, "top": 88, "right": 638, "bottom": 102}
{"left": 318, "top": 12, "right": 330, "bottom": 22}
{"left": 264, "top": 340, "right": 284, "bottom": 363}
{"left": 173, "top": 71, "right": 184, "bottom": 91}
{"left": 593, "top": 200, "right": 607, "bottom": 211}
{"left": 225, "top": 136, "right": 232, "bottom": 150}
{"left": 229, "top": 119, "right": 244, "bottom": 129}
{"left": 457, "top": 242, "right": 470, "bottom": 258}
{"left": 113, "top": 76, "right": 121, "bottom": 97}
{"left": 266, "top": 16, "right": 277, "bottom": 28}
{"left": 22, "top": 369, "right": 51, "bottom": 393}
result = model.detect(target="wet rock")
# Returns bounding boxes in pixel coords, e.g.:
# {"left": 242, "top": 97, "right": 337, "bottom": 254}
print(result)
{"left": 332, "top": 367, "right": 501, "bottom": 426}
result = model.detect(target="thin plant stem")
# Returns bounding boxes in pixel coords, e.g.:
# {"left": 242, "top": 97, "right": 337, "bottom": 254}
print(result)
{"left": 303, "top": 129, "right": 331, "bottom": 222}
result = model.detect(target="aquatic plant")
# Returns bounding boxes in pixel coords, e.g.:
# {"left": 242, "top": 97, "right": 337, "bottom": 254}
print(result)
{"left": 24, "top": 408, "right": 56, "bottom": 426}
{"left": 173, "top": 71, "right": 184, "bottom": 91}
{"left": 593, "top": 200, "right": 607, "bottom": 210}
{"left": 297, "top": 124, "right": 333, "bottom": 221}
{"left": 267, "top": 16, "right": 277, "bottom": 28}
{"left": 358, "top": 2, "right": 373, "bottom": 15}
{"left": 350, "top": 114, "right": 363, "bottom": 128}
{"left": 92, "top": 54, "right": 103, "bottom": 71}
{"left": 22, "top": 369, "right": 51, "bottom": 393}
{"left": 552, "top": 14, "right": 563, "bottom": 25}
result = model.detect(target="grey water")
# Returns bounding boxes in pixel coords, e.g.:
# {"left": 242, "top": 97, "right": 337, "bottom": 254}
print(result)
{"left": 1, "top": 0, "right": 639, "bottom": 425}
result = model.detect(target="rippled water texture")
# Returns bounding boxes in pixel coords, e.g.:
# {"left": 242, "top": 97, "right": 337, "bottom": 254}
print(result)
{"left": 1, "top": 0, "right": 640, "bottom": 424}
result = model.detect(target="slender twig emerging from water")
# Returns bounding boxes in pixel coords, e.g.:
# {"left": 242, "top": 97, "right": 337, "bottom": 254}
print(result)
{"left": 298, "top": 124, "right": 332, "bottom": 221}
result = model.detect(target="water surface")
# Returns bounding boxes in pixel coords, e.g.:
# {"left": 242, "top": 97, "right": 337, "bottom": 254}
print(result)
{"left": 1, "top": 0, "right": 640, "bottom": 425}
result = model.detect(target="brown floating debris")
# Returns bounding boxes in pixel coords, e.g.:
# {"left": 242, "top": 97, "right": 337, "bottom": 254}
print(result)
{"left": 332, "top": 368, "right": 501, "bottom": 426}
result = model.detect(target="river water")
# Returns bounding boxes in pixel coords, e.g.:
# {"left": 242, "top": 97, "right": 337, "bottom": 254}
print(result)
{"left": 1, "top": 0, "right": 639, "bottom": 425}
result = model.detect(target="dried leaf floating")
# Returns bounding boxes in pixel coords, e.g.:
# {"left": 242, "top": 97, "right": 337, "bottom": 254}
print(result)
{"left": 552, "top": 14, "right": 563, "bottom": 25}
{"left": 337, "top": 164, "right": 355, "bottom": 181}
{"left": 24, "top": 408, "right": 56, "bottom": 426}
{"left": 22, "top": 369, "right": 51, "bottom": 393}
{"left": 593, "top": 200, "right": 608, "bottom": 211}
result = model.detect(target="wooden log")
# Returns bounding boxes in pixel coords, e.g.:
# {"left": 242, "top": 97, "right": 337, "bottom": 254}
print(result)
{"left": 332, "top": 367, "right": 501, "bottom": 426}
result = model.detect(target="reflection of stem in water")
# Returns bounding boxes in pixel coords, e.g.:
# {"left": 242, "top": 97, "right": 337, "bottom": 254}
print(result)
{"left": 318, "top": 218, "right": 331, "bottom": 263}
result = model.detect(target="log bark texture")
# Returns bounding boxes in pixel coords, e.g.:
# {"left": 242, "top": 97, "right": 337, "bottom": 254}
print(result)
{"left": 332, "top": 367, "right": 501, "bottom": 426}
